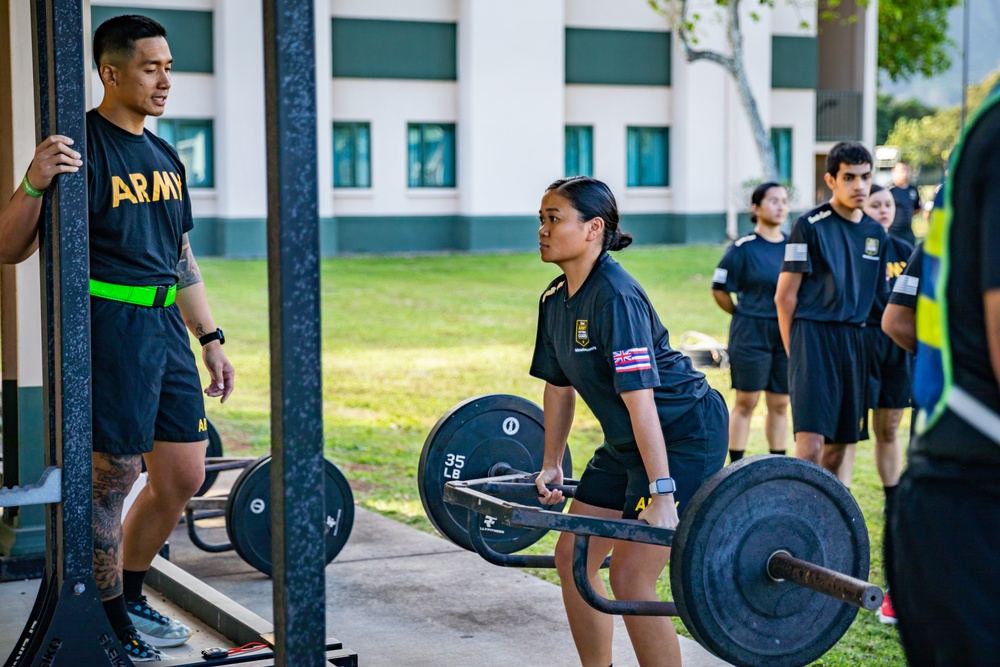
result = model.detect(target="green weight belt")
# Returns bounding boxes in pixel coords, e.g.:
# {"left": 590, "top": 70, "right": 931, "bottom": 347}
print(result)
{"left": 89, "top": 279, "right": 177, "bottom": 308}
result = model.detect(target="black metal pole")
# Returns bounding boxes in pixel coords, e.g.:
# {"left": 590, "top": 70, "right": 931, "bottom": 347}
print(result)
{"left": 6, "top": 1, "right": 124, "bottom": 665}
{"left": 262, "top": 1, "right": 327, "bottom": 664}
{"left": 38, "top": 0, "right": 94, "bottom": 591}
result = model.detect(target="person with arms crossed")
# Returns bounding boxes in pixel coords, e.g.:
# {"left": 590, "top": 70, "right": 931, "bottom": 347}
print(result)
{"left": 531, "top": 177, "right": 728, "bottom": 667}
{"left": 0, "top": 15, "right": 234, "bottom": 662}
{"left": 711, "top": 182, "right": 790, "bottom": 463}
{"left": 774, "top": 142, "right": 887, "bottom": 476}
{"left": 890, "top": 88, "right": 1000, "bottom": 665}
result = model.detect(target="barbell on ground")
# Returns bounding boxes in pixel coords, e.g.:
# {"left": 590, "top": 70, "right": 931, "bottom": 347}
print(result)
{"left": 420, "top": 394, "right": 883, "bottom": 667}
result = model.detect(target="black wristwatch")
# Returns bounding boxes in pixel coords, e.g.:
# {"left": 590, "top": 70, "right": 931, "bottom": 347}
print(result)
{"left": 199, "top": 328, "right": 225, "bottom": 346}
{"left": 648, "top": 477, "right": 677, "bottom": 496}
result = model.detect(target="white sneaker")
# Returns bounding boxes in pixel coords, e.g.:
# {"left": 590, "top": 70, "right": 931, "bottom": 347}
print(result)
{"left": 127, "top": 596, "right": 192, "bottom": 648}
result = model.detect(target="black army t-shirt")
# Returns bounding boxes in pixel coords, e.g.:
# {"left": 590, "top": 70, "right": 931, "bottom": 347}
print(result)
{"left": 87, "top": 109, "right": 194, "bottom": 286}
{"left": 888, "top": 244, "right": 922, "bottom": 311}
{"left": 530, "top": 253, "right": 709, "bottom": 450}
{"left": 781, "top": 203, "right": 887, "bottom": 325}
{"left": 867, "top": 234, "right": 915, "bottom": 326}
{"left": 712, "top": 232, "right": 787, "bottom": 319}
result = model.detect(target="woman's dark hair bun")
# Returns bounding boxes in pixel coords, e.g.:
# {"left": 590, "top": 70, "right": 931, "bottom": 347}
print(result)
{"left": 608, "top": 230, "right": 633, "bottom": 251}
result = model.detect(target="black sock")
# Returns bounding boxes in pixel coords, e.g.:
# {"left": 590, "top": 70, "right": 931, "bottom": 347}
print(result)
{"left": 884, "top": 485, "right": 899, "bottom": 590}
{"left": 103, "top": 595, "right": 134, "bottom": 640}
{"left": 769, "top": 449, "right": 786, "bottom": 456}
{"left": 123, "top": 569, "right": 147, "bottom": 603}
{"left": 728, "top": 449, "right": 745, "bottom": 463}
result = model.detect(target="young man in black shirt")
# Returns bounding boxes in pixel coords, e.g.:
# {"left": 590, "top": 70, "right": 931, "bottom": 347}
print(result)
{"left": 775, "top": 142, "right": 887, "bottom": 475}
{"left": 0, "top": 15, "right": 234, "bottom": 662}
{"left": 890, "top": 90, "right": 1000, "bottom": 665}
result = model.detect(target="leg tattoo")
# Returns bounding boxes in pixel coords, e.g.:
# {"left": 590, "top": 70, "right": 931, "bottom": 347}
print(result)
{"left": 92, "top": 453, "right": 142, "bottom": 599}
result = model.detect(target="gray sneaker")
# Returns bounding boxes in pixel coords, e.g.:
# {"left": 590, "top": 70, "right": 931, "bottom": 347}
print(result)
{"left": 127, "top": 595, "right": 192, "bottom": 648}
{"left": 120, "top": 627, "right": 171, "bottom": 662}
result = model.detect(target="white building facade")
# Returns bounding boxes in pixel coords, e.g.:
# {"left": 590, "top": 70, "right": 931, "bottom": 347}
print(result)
{"left": 84, "top": 0, "right": 876, "bottom": 255}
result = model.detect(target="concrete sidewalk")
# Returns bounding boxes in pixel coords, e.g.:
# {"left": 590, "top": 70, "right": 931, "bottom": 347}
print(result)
{"left": 166, "top": 505, "right": 731, "bottom": 667}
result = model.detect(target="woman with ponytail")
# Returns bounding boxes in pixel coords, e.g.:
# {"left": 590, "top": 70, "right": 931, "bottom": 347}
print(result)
{"left": 711, "top": 182, "right": 791, "bottom": 464}
{"left": 530, "top": 176, "right": 728, "bottom": 667}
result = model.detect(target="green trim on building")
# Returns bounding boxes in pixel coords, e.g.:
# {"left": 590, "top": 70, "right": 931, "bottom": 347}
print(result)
{"left": 771, "top": 36, "right": 817, "bottom": 89}
{"left": 456, "top": 216, "right": 541, "bottom": 253}
{"left": 188, "top": 213, "right": 727, "bottom": 257}
{"left": 332, "top": 18, "right": 457, "bottom": 80}
{"left": 565, "top": 28, "right": 671, "bottom": 86}
{"left": 0, "top": 385, "right": 46, "bottom": 557}
{"left": 626, "top": 213, "right": 727, "bottom": 245}
{"left": 90, "top": 7, "right": 213, "bottom": 73}
{"left": 189, "top": 217, "right": 336, "bottom": 259}
{"left": 337, "top": 216, "right": 462, "bottom": 254}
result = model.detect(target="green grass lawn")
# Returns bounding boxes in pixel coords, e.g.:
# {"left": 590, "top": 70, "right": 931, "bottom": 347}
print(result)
{"left": 198, "top": 245, "right": 905, "bottom": 666}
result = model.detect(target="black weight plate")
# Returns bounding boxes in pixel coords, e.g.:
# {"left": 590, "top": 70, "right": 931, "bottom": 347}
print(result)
{"left": 226, "top": 455, "right": 355, "bottom": 576}
{"left": 194, "top": 419, "right": 224, "bottom": 497}
{"left": 671, "top": 455, "right": 869, "bottom": 667}
{"left": 418, "top": 394, "right": 572, "bottom": 554}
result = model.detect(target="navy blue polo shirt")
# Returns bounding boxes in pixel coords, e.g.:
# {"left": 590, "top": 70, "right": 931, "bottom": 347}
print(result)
{"left": 888, "top": 244, "right": 923, "bottom": 311}
{"left": 530, "top": 253, "right": 709, "bottom": 450}
{"left": 781, "top": 203, "right": 888, "bottom": 325}
{"left": 712, "top": 232, "right": 787, "bottom": 319}
{"left": 867, "top": 234, "right": 915, "bottom": 326}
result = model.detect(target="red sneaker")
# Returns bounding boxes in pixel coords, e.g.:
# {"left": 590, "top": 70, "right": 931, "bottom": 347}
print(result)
{"left": 878, "top": 591, "right": 897, "bottom": 625}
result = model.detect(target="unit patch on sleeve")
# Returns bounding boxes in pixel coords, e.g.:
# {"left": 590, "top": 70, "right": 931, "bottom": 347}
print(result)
{"left": 612, "top": 348, "right": 651, "bottom": 373}
{"left": 784, "top": 243, "right": 808, "bottom": 262}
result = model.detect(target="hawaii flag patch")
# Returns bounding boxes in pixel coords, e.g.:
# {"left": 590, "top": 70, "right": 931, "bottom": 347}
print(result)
{"left": 613, "top": 348, "right": 652, "bottom": 373}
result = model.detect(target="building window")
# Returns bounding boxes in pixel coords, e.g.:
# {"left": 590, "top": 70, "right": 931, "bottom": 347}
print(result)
{"left": 565, "top": 126, "right": 593, "bottom": 177}
{"left": 333, "top": 122, "right": 371, "bottom": 188}
{"left": 626, "top": 127, "right": 669, "bottom": 187}
{"left": 157, "top": 119, "right": 214, "bottom": 188}
{"left": 771, "top": 128, "right": 793, "bottom": 183}
{"left": 408, "top": 123, "right": 456, "bottom": 188}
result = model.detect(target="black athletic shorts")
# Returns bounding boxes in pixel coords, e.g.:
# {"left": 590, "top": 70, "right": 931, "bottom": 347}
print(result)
{"left": 788, "top": 319, "right": 868, "bottom": 444}
{"left": 864, "top": 326, "right": 912, "bottom": 410}
{"left": 727, "top": 313, "right": 788, "bottom": 394}
{"left": 891, "top": 453, "right": 1000, "bottom": 665}
{"left": 91, "top": 297, "right": 207, "bottom": 454}
{"left": 573, "top": 389, "right": 728, "bottom": 519}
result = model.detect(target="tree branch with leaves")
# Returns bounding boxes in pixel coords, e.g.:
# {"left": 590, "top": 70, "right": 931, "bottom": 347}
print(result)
{"left": 650, "top": 0, "right": 780, "bottom": 182}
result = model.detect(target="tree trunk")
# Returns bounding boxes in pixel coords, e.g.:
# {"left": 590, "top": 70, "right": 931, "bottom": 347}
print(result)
{"left": 663, "top": 0, "right": 781, "bottom": 183}
{"left": 725, "top": 1, "right": 780, "bottom": 183}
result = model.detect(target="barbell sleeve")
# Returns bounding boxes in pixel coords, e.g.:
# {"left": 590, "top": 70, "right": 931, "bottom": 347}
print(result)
{"left": 766, "top": 550, "right": 883, "bottom": 611}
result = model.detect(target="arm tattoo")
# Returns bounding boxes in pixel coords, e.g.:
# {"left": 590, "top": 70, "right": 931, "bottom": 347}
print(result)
{"left": 176, "top": 233, "right": 203, "bottom": 290}
{"left": 92, "top": 453, "right": 143, "bottom": 598}
{"left": 196, "top": 324, "right": 206, "bottom": 337}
